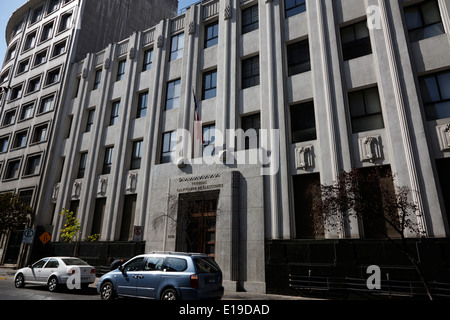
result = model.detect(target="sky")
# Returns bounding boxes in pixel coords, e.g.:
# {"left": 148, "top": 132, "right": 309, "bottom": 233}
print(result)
{"left": 0, "top": 0, "right": 198, "bottom": 62}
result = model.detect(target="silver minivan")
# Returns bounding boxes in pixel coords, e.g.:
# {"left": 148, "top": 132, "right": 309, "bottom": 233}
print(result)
{"left": 97, "top": 252, "right": 224, "bottom": 300}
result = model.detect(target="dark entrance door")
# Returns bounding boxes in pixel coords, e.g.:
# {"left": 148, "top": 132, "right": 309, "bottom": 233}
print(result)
{"left": 176, "top": 192, "right": 218, "bottom": 258}
{"left": 4, "top": 230, "right": 24, "bottom": 264}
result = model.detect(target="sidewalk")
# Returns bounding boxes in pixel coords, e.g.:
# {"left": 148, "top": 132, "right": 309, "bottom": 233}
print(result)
{"left": 0, "top": 267, "right": 317, "bottom": 300}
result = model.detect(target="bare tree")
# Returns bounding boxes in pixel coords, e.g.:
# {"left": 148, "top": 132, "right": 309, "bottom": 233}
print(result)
{"left": 311, "top": 167, "right": 432, "bottom": 299}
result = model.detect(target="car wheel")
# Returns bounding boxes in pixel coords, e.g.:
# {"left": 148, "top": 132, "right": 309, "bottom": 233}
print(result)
{"left": 14, "top": 274, "right": 25, "bottom": 288}
{"left": 161, "top": 288, "right": 178, "bottom": 300}
{"left": 47, "top": 277, "right": 59, "bottom": 292}
{"left": 100, "top": 281, "right": 115, "bottom": 300}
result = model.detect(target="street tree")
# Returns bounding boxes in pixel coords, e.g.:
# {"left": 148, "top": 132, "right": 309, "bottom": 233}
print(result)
{"left": 311, "top": 167, "right": 433, "bottom": 299}
{"left": 0, "top": 193, "right": 33, "bottom": 234}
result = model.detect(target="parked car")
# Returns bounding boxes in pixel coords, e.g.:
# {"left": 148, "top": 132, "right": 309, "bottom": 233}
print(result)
{"left": 97, "top": 252, "right": 224, "bottom": 300}
{"left": 14, "top": 257, "right": 96, "bottom": 292}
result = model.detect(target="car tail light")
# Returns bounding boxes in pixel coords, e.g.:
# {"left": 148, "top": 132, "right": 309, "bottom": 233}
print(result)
{"left": 190, "top": 274, "right": 199, "bottom": 289}
{"left": 91, "top": 268, "right": 96, "bottom": 274}
{"left": 67, "top": 269, "right": 76, "bottom": 275}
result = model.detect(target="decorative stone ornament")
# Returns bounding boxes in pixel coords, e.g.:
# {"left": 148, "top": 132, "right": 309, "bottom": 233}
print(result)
{"left": 359, "top": 135, "right": 382, "bottom": 163}
{"left": 224, "top": 4, "right": 232, "bottom": 20}
{"left": 157, "top": 35, "right": 164, "bottom": 48}
{"left": 104, "top": 58, "right": 111, "bottom": 70}
{"left": 438, "top": 123, "right": 450, "bottom": 152}
{"left": 295, "top": 145, "right": 314, "bottom": 170}
{"left": 129, "top": 47, "right": 136, "bottom": 59}
{"left": 127, "top": 173, "right": 138, "bottom": 193}
{"left": 188, "top": 21, "right": 196, "bottom": 35}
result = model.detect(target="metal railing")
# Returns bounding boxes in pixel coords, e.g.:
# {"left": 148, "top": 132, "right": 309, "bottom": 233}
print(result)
{"left": 289, "top": 274, "right": 450, "bottom": 299}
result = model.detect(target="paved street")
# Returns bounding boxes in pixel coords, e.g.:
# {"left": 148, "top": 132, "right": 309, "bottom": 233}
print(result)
{"left": 0, "top": 268, "right": 314, "bottom": 301}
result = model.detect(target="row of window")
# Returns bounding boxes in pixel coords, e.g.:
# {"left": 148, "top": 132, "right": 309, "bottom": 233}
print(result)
{"left": 0, "top": 122, "right": 49, "bottom": 153}
{"left": 1, "top": 94, "right": 55, "bottom": 128}
{"left": 2, "top": 65, "right": 61, "bottom": 102}
{"left": 5, "top": 10, "right": 72, "bottom": 69}
{"left": 10, "top": 0, "right": 74, "bottom": 40}
{"left": 1, "top": 35, "right": 69, "bottom": 86}
{"left": 0, "top": 153, "right": 43, "bottom": 181}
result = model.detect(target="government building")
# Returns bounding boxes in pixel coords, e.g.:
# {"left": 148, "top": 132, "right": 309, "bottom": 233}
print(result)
{"left": 1, "top": 0, "right": 450, "bottom": 296}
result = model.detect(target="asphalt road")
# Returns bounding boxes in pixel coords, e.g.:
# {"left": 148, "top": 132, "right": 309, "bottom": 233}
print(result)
{"left": 0, "top": 276, "right": 100, "bottom": 300}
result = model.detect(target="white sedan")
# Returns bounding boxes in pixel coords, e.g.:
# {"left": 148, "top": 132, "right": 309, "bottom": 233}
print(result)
{"left": 14, "top": 257, "right": 96, "bottom": 292}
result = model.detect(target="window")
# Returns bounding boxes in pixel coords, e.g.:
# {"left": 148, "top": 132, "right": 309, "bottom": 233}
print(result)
{"left": 287, "top": 39, "right": 311, "bottom": 76}
{"left": 205, "top": 21, "right": 219, "bottom": 48}
{"left": 203, "top": 124, "right": 216, "bottom": 157}
{"left": 137, "top": 91, "right": 149, "bottom": 118}
{"left": 130, "top": 140, "right": 143, "bottom": 170}
{"left": 142, "top": 49, "right": 153, "bottom": 72}
{"left": 13, "top": 130, "right": 28, "bottom": 149}
{"left": 12, "top": 18, "right": 24, "bottom": 37}
{"left": 166, "top": 79, "right": 181, "bottom": 110}
{"left": 46, "top": 67, "right": 61, "bottom": 85}
{"left": 161, "top": 131, "right": 177, "bottom": 164}
{"left": 2, "top": 110, "right": 16, "bottom": 126}
{"left": 93, "top": 69, "right": 102, "bottom": 90}
{"left": 290, "top": 101, "right": 317, "bottom": 143}
{"left": 341, "top": 20, "right": 372, "bottom": 61}
{"left": 39, "top": 95, "right": 54, "bottom": 114}
{"left": 170, "top": 33, "right": 184, "bottom": 61}
{"left": 45, "top": 259, "right": 59, "bottom": 269}
{"left": 0, "top": 136, "right": 9, "bottom": 153}
{"left": 202, "top": 70, "right": 217, "bottom": 100}
{"left": 144, "top": 257, "right": 164, "bottom": 271}
{"left": 103, "top": 147, "right": 114, "bottom": 175}
{"left": 32, "top": 123, "right": 48, "bottom": 144}
{"left": 241, "top": 113, "right": 261, "bottom": 149}
{"left": 0, "top": 69, "right": 9, "bottom": 83}
{"left": 122, "top": 257, "right": 144, "bottom": 272}
{"left": 116, "top": 60, "right": 126, "bottom": 81}
{"left": 24, "top": 31, "right": 37, "bottom": 51}
{"left": 52, "top": 40, "right": 67, "bottom": 57}
{"left": 41, "top": 21, "right": 54, "bottom": 42}
{"left": 27, "top": 76, "right": 41, "bottom": 94}
{"left": 31, "top": 5, "right": 44, "bottom": 24}
{"left": 285, "top": 0, "right": 306, "bottom": 19}
{"left": 110, "top": 101, "right": 120, "bottom": 126}
{"left": 47, "top": 0, "right": 59, "bottom": 14}
{"left": 419, "top": 70, "right": 450, "bottom": 120}
{"left": 59, "top": 12, "right": 72, "bottom": 32}
{"left": 6, "top": 44, "right": 17, "bottom": 62}
{"left": 163, "top": 258, "right": 188, "bottom": 272}
{"left": 348, "top": 87, "right": 384, "bottom": 133}
{"left": 4, "top": 160, "right": 21, "bottom": 180}
{"left": 404, "top": 0, "right": 444, "bottom": 42}
{"left": 17, "top": 59, "right": 30, "bottom": 74}
{"left": 86, "top": 109, "right": 95, "bottom": 132}
{"left": 10, "top": 85, "right": 23, "bottom": 100}
{"left": 34, "top": 50, "right": 48, "bottom": 66}
{"left": 24, "top": 155, "right": 41, "bottom": 176}
{"left": 77, "top": 152, "right": 88, "bottom": 179}
{"left": 18, "top": 189, "right": 33, "bottom": 207}
{"left": 242, "top": 5, "right": 259, "bottom": 34}
{"left": 20, "top": 103, "right": 34, "bottom": 121}
{"left": 242, "top": 56, "right": 260, "bottom": 89}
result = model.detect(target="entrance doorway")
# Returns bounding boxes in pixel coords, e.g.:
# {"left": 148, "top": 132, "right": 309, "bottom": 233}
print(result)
{"left": 176, "top": 191, "right": 219, "bottom": 258}
{"left": 4, "top": 230, "right": 24, "bottom": 264}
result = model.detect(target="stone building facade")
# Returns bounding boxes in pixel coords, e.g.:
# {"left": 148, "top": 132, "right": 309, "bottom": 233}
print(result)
{"left": 2, "top": 0, "right": 450, "bottom": 294}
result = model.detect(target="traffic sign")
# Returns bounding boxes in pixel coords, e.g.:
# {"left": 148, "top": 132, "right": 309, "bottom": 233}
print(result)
{"left": 132, "top": 226, "right": 143, "bottom": 243}
{"left": 22, "top": 229, "right": 35, "bottom": 244}
{"left": 39, "top": 232, "right": 52, "bottom": 245}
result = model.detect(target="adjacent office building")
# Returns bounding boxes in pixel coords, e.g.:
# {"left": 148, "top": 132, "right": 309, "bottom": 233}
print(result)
{"left": 1, "top": 0, "right": 450, "bottom": 294}
{"left": 0, "top": 0, "right": 178, "bottom": 265}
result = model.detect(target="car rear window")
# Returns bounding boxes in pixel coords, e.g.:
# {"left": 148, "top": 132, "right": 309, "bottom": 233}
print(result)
{"left": 62, "top": 258, "right": 89, "bottom": 266}
{"left": 193, "top": 257, "right": 221, "bottom": 274}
